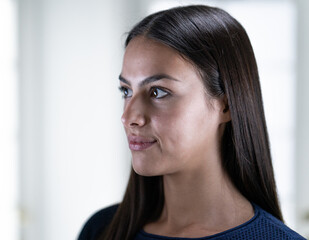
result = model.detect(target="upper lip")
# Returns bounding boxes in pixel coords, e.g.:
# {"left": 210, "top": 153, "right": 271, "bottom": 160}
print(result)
{"left": 128, "top": 135, "right": 157, "bottom": 143}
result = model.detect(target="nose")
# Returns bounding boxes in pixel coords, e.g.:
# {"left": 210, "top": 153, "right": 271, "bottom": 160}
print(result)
{"left": 121, "top": 96, "right": 147, "bottom": 128}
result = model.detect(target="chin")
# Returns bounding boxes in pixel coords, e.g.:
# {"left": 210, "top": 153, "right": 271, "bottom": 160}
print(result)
{"left": 132, "top": 158, "right": 162, "bottom": 177}
{"left": 132, "top": 164, "right": 157, "bottom": 177}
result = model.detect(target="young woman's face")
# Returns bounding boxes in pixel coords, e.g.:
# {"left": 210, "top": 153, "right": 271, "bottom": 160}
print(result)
{"left": 120, "top": 36, "right": 227, "bottom": 176}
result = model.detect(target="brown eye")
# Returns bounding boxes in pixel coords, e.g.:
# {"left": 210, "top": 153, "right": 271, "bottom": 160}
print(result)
{"left": 119, "top": 86, "right": 132, "bottom": 98}
{"left": 150, "top": 87, "right": 169, "bottom": 99}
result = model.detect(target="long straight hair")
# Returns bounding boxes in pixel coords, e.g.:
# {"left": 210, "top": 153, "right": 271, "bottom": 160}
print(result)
{"left": 100, "top": 5, "right": 283, "bottom": 240}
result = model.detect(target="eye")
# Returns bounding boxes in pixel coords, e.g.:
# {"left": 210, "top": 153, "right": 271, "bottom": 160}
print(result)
{"left": 119, "top": 86, "right": 133, "bottom": 98}
{"left": 150, "top": 87, "right": 169, "bottom": 99}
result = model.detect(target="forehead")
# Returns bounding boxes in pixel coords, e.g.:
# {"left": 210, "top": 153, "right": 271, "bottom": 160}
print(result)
{"left": 121, "top": 36, "right": 197, "bottom": 81}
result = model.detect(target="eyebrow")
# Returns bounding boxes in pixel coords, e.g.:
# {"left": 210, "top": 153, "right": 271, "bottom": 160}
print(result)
{"left": 118, "top": 74, "right": 180, "bottom": 87}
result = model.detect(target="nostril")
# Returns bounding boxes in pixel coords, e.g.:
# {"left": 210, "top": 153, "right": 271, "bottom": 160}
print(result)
{"left": 121, "top": 103, "right": 147, "bottom": 127}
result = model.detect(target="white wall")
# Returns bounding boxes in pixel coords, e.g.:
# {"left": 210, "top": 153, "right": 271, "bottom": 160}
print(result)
{"left": 18, "top": 0, "right": 142, "bottom": 239}
{"left": 296, "top": 0, "right": 309, "bottom": 238}
{"left": 0, "top": 0, "right": 18, "bottom": 239}
{"left": 19, "top": 1, "right": 45, "bottom": 239}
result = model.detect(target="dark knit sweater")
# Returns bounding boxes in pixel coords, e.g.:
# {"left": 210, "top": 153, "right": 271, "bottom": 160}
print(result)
{"left": 78, "top": 203, "right": 306, "bottom": 240}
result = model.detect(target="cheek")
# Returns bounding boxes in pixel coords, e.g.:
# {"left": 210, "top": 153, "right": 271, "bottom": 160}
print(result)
{"left": 152, "top": 102, "right": 189, "bottom": 132}
{"left": 151, "top": 100, "right": 217, "bottom": 155}
{"left": 152, "top": 102, "right": 204, "bottom": 147}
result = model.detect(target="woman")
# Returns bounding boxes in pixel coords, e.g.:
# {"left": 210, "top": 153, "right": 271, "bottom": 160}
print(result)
{"left": 78, "top": 5, "right": 305, "bottom": 240}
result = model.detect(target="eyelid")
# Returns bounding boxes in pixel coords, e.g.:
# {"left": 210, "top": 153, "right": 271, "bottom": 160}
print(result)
{"left": 151, "top": 86, "right": 171, "bottom": 93}
{"left": 118, "top": 85, "right": 133, "bottom": 98}
{"left": 118, "top": 84, "right": 171, "bottom": 99}
{"left": 150, "top": 86, "right": 171, "bottom": 99}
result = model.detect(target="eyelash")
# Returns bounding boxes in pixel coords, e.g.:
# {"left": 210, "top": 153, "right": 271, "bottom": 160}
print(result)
{"left": 118, "top": 86, "right": 132, "bottom": 98}
{"left": 118, "top": 86, "right": 170, "bottom": 99}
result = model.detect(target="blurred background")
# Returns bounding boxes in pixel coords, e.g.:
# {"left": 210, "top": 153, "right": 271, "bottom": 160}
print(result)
{"left": 0, "top": 0, "right": 308, "bottom": 239}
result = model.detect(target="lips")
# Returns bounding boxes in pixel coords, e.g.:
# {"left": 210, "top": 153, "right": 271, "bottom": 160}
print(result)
{"left": 128, "top": 135, "right": 157, "bottom": 151}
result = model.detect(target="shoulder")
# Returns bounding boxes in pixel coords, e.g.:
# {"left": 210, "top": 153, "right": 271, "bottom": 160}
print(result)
{"left": 248, "top": 204, "right": 306, "bottom": 240}
{"left": 77, "top": 204, "right": 119, "bottom": 240}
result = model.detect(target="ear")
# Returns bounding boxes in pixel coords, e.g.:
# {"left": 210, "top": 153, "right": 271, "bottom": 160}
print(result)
{"left": 219, "top": 95, "right": 231, "bottom": 123}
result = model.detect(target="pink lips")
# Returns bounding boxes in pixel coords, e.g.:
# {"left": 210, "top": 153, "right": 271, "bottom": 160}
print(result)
{"left": 128, "top": 135, "right": 157, "bottom": 151}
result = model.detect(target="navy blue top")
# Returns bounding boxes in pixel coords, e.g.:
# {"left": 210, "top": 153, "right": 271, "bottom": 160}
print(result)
{"left": 78, "top": 203, "right": 306, "bottom": 240}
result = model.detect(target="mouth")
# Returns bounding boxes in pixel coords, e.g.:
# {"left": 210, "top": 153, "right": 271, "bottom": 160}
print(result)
{"left": 128, "top": 135, "right": 157, "bottom": 151}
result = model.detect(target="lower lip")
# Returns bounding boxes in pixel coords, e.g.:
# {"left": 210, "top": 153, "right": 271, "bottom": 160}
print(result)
{"left": 129, "top": 141, "right": 157, "bottom": 151}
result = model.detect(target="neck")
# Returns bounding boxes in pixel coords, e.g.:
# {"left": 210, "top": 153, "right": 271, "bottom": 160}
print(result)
{"left": 145, "top": 158, "right": 254, "bottom": 237}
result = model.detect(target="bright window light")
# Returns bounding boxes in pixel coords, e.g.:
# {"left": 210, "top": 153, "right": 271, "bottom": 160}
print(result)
{"left": 0, "top": 0, "right": 19, "bottom": 239}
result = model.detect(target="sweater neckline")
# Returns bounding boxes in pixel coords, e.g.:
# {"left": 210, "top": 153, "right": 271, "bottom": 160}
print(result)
{"left": 137, "top": 203, "right": 260, "bottom": 240}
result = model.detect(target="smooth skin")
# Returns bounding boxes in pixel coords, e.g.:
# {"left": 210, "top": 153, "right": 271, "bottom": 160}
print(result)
{"left": 120, "top": 36, "right": 254, "bottom": 238}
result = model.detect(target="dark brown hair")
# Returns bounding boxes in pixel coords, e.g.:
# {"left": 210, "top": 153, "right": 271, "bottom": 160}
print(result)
{"left": 100, "top": 5, "right": 282, "bottom": 240}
